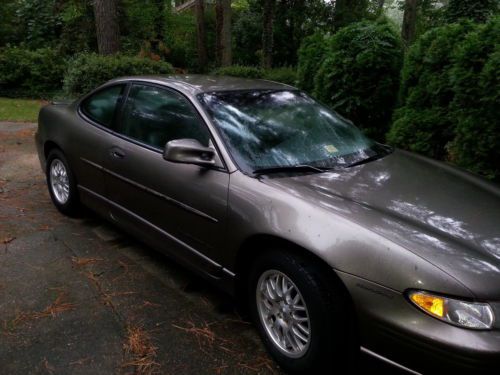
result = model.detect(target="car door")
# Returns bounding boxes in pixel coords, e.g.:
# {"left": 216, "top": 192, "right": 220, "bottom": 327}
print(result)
{"left": 73, "top": 84, "right": 126, "bottom": 208}
{"left": 103, "top": 83, "right": 230, "bottom": 275}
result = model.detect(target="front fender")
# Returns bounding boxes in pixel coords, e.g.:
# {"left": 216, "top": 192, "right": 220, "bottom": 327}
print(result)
{"left": 224, "top": 171, "right": 473, "bottom": 299}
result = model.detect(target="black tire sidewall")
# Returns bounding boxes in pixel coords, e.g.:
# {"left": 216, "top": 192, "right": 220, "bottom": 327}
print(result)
{"left": 248, "top": 249, "right": 355, "bottom": 374}
{"left": 46, "top": 149, "right": 79, "bottom": 216}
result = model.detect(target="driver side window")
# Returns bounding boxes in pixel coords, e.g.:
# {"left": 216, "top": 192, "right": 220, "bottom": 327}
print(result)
{"left": 116, "top": 84, "right": 210, "bottom": 149}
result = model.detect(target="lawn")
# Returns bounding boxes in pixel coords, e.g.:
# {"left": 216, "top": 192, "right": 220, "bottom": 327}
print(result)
{"left": 0, "top": 98, "right": 45, "bottom": 122}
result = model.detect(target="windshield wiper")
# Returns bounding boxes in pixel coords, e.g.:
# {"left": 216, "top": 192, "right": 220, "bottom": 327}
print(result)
{"left": 344, "top": 144, "right": 394, "bottom": 168}
{"left": 344, "top": 154, "right": 383, "bottom": 168}
{"left": 252, "top": 165, "right": 330, "bottom": 176}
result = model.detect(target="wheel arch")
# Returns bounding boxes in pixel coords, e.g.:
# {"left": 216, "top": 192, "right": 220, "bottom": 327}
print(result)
{"left": 44, "top": 140, "right": 63, "bottom": 160}
{"left": 234, "top": 234, "right": 354, "bottom": 311}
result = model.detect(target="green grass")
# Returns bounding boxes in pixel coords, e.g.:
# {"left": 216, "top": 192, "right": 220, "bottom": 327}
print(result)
{"left": 0, "top": 98, "right": 44, "bottom": 122}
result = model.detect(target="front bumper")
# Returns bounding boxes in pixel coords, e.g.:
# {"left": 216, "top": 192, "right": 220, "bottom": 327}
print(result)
{"left": 338, "top": 271, "right": 500, "bottom": 374}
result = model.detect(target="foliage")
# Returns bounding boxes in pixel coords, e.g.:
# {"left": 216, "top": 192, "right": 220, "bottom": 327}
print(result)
{"left": 163, "top": 10, "right": 198, "bottom": 70}
{"left": 297, "top": 33, "right": 330, "bottom": 93}
{"left": 448, "top": 17, "right": 500, "bottom": 180}
{"left": 0, "top": 47, "right": 65, "bottom": 97}
{"left": 445, "top": 0, "right": 499, "bottom": 23}
{"left": 262, "top": 67, "right": 297, "bottom": 85}
{"left": 0, "top": 98, "right": 43, "bottom": 122}
{"left": 211, "top": 65, "right": 297, "bottom": 85}
{"left": 63, "top": 53, "right": 174, "bottom": 96}
{"left": 121, "top": 0, "right": 162, "bottom": 47}
{"left": 15, "top": 0, "right": 62, "bottom": 48}
{"left": 415, "top": 0, "right": 450, "bottom": 36}
{"left": 314, "top": 20, "right": 403, "bottom": 140}
{"left": 211, "top": 65, "right": 264, "bottom": 78}
{"left": 121, "top": 0, "right": 170, "bottom": 63}
{"left": 0, "top": 1, "right": 19, "bottom": 46}
{"left": 232, "top": 9, "right": 262, "bottom": 66}
{"left": 240, "top": 0, "right": 337, "bottom": 68}
{"left": 58, "top": 0, "right": 96, "bottom": 55}
{"left": 389, "top": 16, "right": 500, "bottom": 181}
{"left": 387, "top": 22, "right": 473, "bottom": 158}
{"left": 271, "top": 0, "right": 336, "bottom": 66}
{"left": 333, "top": 0, "right": 369, "bottom": 30}
{"left": 162, "top": 5, "right": 218, "bottom": 72}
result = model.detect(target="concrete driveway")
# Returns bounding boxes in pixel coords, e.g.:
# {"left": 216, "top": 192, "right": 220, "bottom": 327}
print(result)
{"left": 0, "top": 122, "right": 402, "bottom": 374}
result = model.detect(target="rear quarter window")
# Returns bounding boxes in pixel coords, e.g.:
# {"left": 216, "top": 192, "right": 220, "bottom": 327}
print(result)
{"left": 81, "top": 85, "right": 124, "bottom": 127}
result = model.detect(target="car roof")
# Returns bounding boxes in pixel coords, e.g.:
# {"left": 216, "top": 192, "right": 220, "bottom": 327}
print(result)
{"left": 108, "top": 74, "right": 295, "bottom": 96}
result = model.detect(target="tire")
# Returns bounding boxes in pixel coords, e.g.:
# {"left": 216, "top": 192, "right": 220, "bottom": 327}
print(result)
{"left": 248, "top": 249, "right": 357, "bottom": 374}
{"left": 46, "top": 149, "right": 80, "bottom": 216}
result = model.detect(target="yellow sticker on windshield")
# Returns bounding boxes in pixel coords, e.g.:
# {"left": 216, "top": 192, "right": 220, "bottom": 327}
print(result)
{"left": 324, "top": 144, "right": 338, "bottom": 153}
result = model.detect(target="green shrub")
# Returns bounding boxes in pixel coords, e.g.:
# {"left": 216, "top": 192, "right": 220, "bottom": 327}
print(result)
{"left": 63, "top": 53, "right": 174, "bottom": 96}
{"left": 263, "top": 67, "right": 297, "bottom": 86}
{"left": 297, "top": 33, "right": 330, "bottom": 93}
{"left": 445, "top": 0, "right": 499, "bottom": 23}
{"left": 232, "top": 10, "right": 262, "bottom": 66}
{"left": 211, "top": 65, "right": 264, "bottom": 79}
{"left": 0, "top": 47, "right": 65, "bottom": 97}
{"left": 211, "top": 65, "right": 298, "bottom": 85}
{"left": 314, "top": 20, "right": 403, "bottom": 140}
{"left": 449, "top": 17, "right": 500, "bottom": 180}
{"left": 388, "top": 17, "right": 500, "bottom": 181}
{"left": 387, "top": 22, "right": 473, "bottom": 159}
{"left": 164, "top": 9, "right": 199, "bottom": 71}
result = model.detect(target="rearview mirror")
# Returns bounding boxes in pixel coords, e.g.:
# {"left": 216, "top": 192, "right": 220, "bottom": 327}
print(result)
{"left": 163, "top": 139, "right": 215, "bottom": 167}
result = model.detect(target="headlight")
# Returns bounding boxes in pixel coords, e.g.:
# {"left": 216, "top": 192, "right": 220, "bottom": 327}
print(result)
{"left": 408, "top": 290, "right": 495, "bottom": 330}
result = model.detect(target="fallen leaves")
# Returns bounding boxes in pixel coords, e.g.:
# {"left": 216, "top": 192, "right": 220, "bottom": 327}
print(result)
{"left": 172, "top": 318, "right": 277, "bottom": 373}
{"left": 172, "top": 320, "right": 217, "bottom": 350}
{"left": 69, "top": 357, "right": 91, "bottom": 366}
{"left": 71, "top": 257, "right": 103, "bottom": 267}
{"left": 3, "top": 291, "right": 76, "bottom": 332}
{"left": 42, "top": 358, "right": 55, "bottom": 374}
{"left": 122, "top": 325, "right": 160, "bottom": 375}
{"left": 1, "top": 236, "right": 15, "bottom": 245}
{"left": 36, "top": 292, "right": 76, "bottom": 319}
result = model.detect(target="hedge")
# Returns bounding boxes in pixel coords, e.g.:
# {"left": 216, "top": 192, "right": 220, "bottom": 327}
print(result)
{"left": 0, "top": 47, "right": 65, "bottom": 98}
{"left": 211, "top": 65, "right": 297, "bottom": 85}
{"left": 448, "top": 17, "right": 500, "bottom": 180}
{"left": 262, "top": 67, "right": 297, "bottom": 85}
{"left": 314, "top": 20, "right": 403, "bottom": 140}
{"left": 297, "top": 32, "right": 330, "bottom": 93}
{"left": 388, "top": 16, "right": 500, "bottom": 181}
{"left": 211, "top": 65, "right": 264, "bottom": 79}
{"left": 387, "top": 22, "right": 473, "bottom": 159}
{"left": 63, "top": 53, "right": 174, "bottom": 96}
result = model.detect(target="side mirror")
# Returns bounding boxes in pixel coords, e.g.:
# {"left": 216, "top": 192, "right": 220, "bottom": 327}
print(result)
{"left": 163, "top": 139, "right": 215, "bottom": 167}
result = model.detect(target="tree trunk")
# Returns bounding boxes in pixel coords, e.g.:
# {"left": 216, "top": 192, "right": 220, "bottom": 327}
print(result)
{"left": 92, "top": 0, "right": 120, "bottom": 55}
{"left": 195, "top": 0, "right": 208, "bottom": 71}
{"left": 217, "top": 0, "right": 233, "bottom": 66}
{"left": 401, "top": 0, "right": 418, "bottom": 46}
{"left": 261, "top": 0, "right": 276, "bottom": 69}
{"left": 215, "top": 0, "right": 223, "bottom": 65}
{"left": 220, "top": 0, "right": 232, "bottom": 66}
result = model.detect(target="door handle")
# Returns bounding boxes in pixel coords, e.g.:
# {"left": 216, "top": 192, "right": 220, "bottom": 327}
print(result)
{"left": 110, "top": 147, "right": 125, "bottom": 159}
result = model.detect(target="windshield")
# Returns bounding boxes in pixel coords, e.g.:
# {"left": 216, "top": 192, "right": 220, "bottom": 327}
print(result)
{"left": 198, "top": 90, "right": 383, "bottom": 174}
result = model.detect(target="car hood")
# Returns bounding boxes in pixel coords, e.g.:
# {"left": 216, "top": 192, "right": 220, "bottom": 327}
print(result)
{"left": 262, "top": 150, "right": 500, "bottom": 299}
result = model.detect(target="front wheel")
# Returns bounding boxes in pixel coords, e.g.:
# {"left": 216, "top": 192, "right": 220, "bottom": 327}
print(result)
{"left": 46, "top": 149, "right": 80, "bottom": 216}
{"left": 248, "top": 249, "right": 357, "bottom": 374}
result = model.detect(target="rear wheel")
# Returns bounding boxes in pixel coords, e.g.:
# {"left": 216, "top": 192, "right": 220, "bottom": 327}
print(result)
{"left": 248, "top": 249, "right": 357, "bottom": 374}
{"left": 46, "top": 149, "right": 80, "bottom": 216}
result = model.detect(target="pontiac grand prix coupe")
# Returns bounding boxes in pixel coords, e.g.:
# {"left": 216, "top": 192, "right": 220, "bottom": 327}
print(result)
{"left": 35, "top": 75, "right": 500, "bottom": 374}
